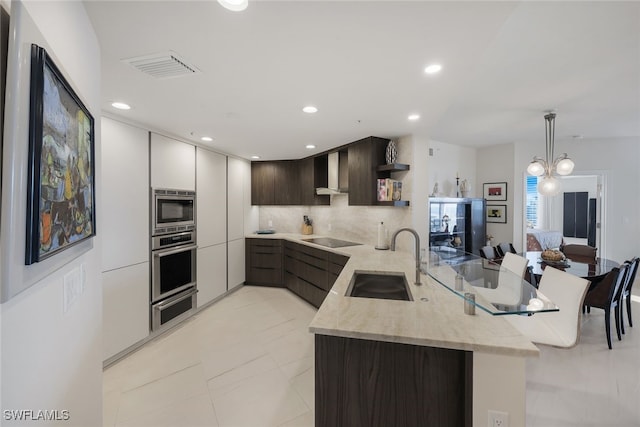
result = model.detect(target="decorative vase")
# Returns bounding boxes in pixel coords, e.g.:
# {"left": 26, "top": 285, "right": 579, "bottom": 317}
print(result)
{"left": 385, "top": 140, "right": 398, "bottom": 164}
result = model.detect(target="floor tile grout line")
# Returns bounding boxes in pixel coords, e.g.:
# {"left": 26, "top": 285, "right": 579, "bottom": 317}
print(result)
{"left": 119, "top": 361, "right": 203, "bottom": 395}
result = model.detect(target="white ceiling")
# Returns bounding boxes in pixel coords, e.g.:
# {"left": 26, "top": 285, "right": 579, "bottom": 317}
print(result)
{"left": 84, "top": 1, "right": 640, "bottom": 161}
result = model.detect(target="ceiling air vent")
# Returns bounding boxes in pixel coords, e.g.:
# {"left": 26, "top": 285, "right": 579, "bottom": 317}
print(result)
{"left": 122, "top": 51, "right": 200, "bottom": 79}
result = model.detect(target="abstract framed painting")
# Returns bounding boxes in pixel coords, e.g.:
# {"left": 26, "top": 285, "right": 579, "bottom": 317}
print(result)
{"left": 486, "top": 205, "right": 507, "bottom": 224}
{"left": 25, "top": 44, "right": 96, "bottom": 265}
{"left": 483, "top": 182, "right": 507, "bottom": 201}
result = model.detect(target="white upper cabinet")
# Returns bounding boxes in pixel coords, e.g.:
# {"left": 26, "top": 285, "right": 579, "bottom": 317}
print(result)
{"left": 150, "top": 133, "right": 195, "bottom": 190}
{"left": 228, "top": 157, "right": 249, "bottom": 241}
{"left": 102, "top": 118, "right": 149, "bottom": 271}
{"left": 196, "top": 148, "right": 227, "bottom": 247}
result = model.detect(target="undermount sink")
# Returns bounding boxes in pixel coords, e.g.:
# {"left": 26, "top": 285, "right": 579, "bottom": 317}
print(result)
{"left": 346, "top": 271, "right": 413, "bottom": 301}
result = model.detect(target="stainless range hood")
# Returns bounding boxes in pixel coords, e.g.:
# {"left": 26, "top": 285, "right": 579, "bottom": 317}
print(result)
{"left": 316, "top": 151, "right": 349, "bottom": 195}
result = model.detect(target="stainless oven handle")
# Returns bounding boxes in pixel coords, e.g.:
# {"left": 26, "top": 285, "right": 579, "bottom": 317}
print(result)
{"left": 153, "top": 244, "right": 198, "bottom": 257}
{"left": 154, "top": 288, "right": 198, "bottom": 311}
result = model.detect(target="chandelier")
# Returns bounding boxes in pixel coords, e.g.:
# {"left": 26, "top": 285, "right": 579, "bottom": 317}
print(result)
{"left": 526, "top": 112, "right": 574, "bottom": 196}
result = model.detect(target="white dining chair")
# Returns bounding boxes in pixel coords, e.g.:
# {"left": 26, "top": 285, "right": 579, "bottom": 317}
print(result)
{"left": 505, "top": 266, "right": 590, "bottom": 348}
{"left": 476, "top": 252, "right": 529, "bottom": 306}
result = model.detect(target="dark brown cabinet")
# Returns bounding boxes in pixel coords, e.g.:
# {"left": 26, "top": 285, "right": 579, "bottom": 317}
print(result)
{"left": 245, "top": 239, "right": 349, "bottom": 308}
{"left": 299, "top": 156, "right": 330, "bottom": 206}
{"left": 251, "top": 158, "right": 328, "bottom": 206}
{"left": 347, "top": 136, "right": 410, "bottom": 206}
{"left": 251, "top": 136, "right": 409, "bottom": 207}
{"left": 315, "top": 334, "right": 472, "bottom": 427}
{"left": 251, "top": 162, "right": 276, "bottom": 205}
{"left": 347, "top": 137, "right": 387, "bottom": 206}
{"left": 245, "top": 239, "right": 283, "bottom": 286}
{"left": 250, "top": 160, "right": 299, "bottom": 205}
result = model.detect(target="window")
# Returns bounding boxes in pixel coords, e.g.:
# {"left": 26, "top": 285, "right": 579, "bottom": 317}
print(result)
{"left": 525, "top": 176, "right": 538, "bottom": 228}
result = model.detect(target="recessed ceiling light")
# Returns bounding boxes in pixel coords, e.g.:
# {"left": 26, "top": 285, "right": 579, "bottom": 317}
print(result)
{"left": 408, "top": 114, "right": 420, "bottom": 121}
{"left": 251, "top": 155, "right": 260, "bottom": 160}
{"left": 217, "top": 0, "right": 248, "bottom": 12}
{"left": 111, "top": 102, "right": 131, "bottom": 110}
{"left": 306, "top": 144, "right": 316, "bottom": 149}
{"left": 424, "top": 64, "right": 442, "bottom": 74}
{"left": 302, "top": 106, "right": 318, "bottom": 114}
{"left": 201, "top": 136, "right": 213, "bottom": 142}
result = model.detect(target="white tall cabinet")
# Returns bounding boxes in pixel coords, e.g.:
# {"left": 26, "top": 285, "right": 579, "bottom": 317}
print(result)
{"left": 101, "top": 118, "right": 150, "bottom": 360}
{"left": 196, "top": 148, "right": 228, "bottom": 307}
{"left": 150, "top": 132, "right": 196, "bottom": 190}
{"left": 102, "top": 120, "right": 254, "bottom": 362}
{"left": 228, "top": 157, "right": 248, "bottom": 289}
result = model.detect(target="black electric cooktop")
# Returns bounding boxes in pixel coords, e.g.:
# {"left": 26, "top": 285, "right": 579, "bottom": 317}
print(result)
{"left": 302, "top": 237, "right": 362, "bottom": 248}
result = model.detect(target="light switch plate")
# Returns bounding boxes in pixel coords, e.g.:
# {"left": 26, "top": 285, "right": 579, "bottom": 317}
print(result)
{"left": 63, "top": 266, "right": 83, "bottom": 314}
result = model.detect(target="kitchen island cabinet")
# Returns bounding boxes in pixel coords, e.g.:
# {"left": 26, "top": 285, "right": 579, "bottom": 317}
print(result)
{"left": 245, "top": 233, "right": 536, "bottom": 426}
{"left": 306, "top": 238, "right": 537, "bottom": 427}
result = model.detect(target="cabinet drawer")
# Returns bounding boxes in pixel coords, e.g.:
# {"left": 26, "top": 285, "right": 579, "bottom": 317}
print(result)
{"left": 298, "top": 260, "right": 329, "bottom": 291}
{"left": 248, "top": 266, "right": 283, "bottom": 286}
{"left": 249, "top": 239, "right": 282, "bottom": 254}
{"left": 329, "top": 252, "right": 349, "bottom": 267}
{"left": 251, "top": 252, "right": 282, "bottom": 269}
{"left": 285, "top": 273, "right": 327, "bottom": 308}
{"left": 296, "top": 243, "right": 329, "bottom": 260}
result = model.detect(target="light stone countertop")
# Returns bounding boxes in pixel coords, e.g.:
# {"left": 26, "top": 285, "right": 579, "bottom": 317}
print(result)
{"left": 247, "top": 233, "right": 540, "bottom": 357}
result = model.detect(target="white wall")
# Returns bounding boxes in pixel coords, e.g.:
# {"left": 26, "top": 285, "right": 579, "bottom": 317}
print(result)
{"left": 427, "top": 139, "right": 477, "bottom": 199}
{"left": 1, "top": 1, "right": 102, "bottom": 425}
{"left": 476, "top": 143, "right": 515, "bottom": 248}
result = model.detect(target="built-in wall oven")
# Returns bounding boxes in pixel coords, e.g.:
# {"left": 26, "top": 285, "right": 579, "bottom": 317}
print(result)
{"left": 150, "top": 188, "right": 197, "bottom": 332}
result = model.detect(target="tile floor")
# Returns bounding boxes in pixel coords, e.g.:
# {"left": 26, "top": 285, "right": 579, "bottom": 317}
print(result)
{"left": 104, "top": 286, "right": 640, "bottom": 427}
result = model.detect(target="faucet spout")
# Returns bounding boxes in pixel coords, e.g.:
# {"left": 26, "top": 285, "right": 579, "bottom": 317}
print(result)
{"left": 390, "top": 228, "right": 422, "bottom": 286}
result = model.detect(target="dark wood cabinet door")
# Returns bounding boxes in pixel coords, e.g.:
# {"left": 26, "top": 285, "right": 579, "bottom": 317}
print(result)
{"left": 273, "top": 160, "right": 300, "bottom": 205}
{"left": 251, "top": 162, "right": 275, "bottom": 205}
{"left": 348, "top": 137, "right": 387, "bottom": 206}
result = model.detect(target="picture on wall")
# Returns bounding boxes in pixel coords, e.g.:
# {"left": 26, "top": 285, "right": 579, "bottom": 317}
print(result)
{"left": 483, "top": 182, "right": 507, "bottom": 201}
{"left": 25, "top": 44, "right": 96, "bottom": 265}
{"left": 486, "top": 205, "right": 507, "bottom": 224}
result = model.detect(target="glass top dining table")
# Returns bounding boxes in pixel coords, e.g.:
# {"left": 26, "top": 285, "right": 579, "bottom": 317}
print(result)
{"left": 524, "top": 251, "right": 620, "bottom": 283}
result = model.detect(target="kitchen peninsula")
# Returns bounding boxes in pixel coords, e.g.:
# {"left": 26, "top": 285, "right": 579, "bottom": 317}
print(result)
{"left": 248, "top": 233, "right": 538, "bottom": 426}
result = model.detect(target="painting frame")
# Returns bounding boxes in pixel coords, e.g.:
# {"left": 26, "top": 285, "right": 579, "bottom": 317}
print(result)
{"left": 483, "top": 182, "right": 507, "bottom": 201}
{"left": 486, "top": 204, "right": 507, "bottom": 224}
{"left": 25, "top": 44, "right": 96, "bottom": 265}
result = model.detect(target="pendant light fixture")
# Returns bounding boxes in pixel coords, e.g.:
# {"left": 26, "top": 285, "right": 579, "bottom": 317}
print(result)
{"left": 217, "top": 0, "right": 248, "bottom": 12}
{"left": 526, "top": 112, "right": 574, "bottom": 196}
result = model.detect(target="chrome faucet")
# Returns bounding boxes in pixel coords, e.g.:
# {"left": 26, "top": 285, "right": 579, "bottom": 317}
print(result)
{"left": 390, "top": 228, "right": 422, "bottom": 286}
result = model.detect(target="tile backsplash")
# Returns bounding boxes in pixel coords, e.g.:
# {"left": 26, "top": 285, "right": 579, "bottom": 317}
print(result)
{"left": 258, "top": 195, "right": 414, "bottom": 253}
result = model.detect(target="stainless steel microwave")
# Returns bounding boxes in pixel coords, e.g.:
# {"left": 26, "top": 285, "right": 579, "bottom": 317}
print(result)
{"left": 152, "top": 188, "right": 196, "bottom": 235}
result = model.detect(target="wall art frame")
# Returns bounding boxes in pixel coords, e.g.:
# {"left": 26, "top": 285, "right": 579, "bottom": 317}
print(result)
{"left": 483, "top": 182, "right": 507, "bottom": 201}
{"left": 486, "top": 204, "right": 507, "bottom": 224}
{"left": 25, "top": 44, "right": 96, "bottom": 265}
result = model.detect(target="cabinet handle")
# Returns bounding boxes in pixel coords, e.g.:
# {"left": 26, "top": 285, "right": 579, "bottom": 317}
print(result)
{"left": 154, "top": 288, "right": 198, "bottom": 311}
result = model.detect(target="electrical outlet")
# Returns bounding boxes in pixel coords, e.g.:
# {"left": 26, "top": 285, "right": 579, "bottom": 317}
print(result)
{"left": 488, "top": 410, "right": 509, "bottom": 427}
{"left": 327, "top": 223, "right": 332, "bottom": 232}
{"left": 268, "top": 219, "right": 273, "bottom": 228}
